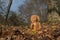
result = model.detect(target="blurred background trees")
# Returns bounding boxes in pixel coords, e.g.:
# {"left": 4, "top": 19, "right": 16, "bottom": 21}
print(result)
{"left": 0, "top": 0, "right": 60, "bottom": 26}
{"left": 47, "top": 0, "right": 60, "bottom": 24}
{"left": 18, "top": 0, "right": 60, "bottom": 23}
{"left": 19, "top": 0, "right": 48, "bottom": 22}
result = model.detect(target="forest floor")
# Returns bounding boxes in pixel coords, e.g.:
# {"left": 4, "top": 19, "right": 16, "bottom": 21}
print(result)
{"left": 0, "top": 23, "right": 60, "bottom": 40}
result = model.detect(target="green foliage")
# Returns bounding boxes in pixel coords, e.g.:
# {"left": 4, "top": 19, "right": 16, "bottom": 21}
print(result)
{"left": 7, "top": 11, "right": 27, "bottom": 26}
{"left": 0, "top": 14, "right": 5, "bottom": 24}
{"left": 31, "top": 30, "right": 36, "bottom": 35}
{"left": 48, "top": 12, "right": 60, "bottom": 23}
{"left": 57, "top": 0, "right": 60, "bottom": 15}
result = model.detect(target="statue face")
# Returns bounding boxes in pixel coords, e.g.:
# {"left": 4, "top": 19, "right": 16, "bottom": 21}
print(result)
{"left": 30, "top": 15, "right": 40, "bottom": 23}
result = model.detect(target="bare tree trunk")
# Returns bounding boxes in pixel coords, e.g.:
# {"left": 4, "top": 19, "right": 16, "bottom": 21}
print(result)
{"left": 5, "top": 0, "right": 13, "bottom": 25}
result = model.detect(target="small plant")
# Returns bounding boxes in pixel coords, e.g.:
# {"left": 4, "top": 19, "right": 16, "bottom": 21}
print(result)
{"left": 31, "top": 30, "right": 36, "bottom": 35}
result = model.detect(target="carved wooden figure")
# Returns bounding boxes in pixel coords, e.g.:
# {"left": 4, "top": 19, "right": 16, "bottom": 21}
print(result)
{"left": 30, "top": 15, "right": 42, "bottom": 32}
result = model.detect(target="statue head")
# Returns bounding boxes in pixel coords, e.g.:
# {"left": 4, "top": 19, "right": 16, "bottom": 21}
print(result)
{"left": 30, "top": 15, "right": 40, "bottom": 23}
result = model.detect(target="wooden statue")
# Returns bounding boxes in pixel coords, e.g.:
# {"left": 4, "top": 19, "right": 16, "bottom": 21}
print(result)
{"left": 30, "top": 15, "right": 42, "bottom": 32}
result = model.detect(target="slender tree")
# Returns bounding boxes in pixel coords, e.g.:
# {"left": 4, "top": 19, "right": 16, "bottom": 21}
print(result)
{"left": 5, "top": 0, "right": 13, "bottom": 24}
